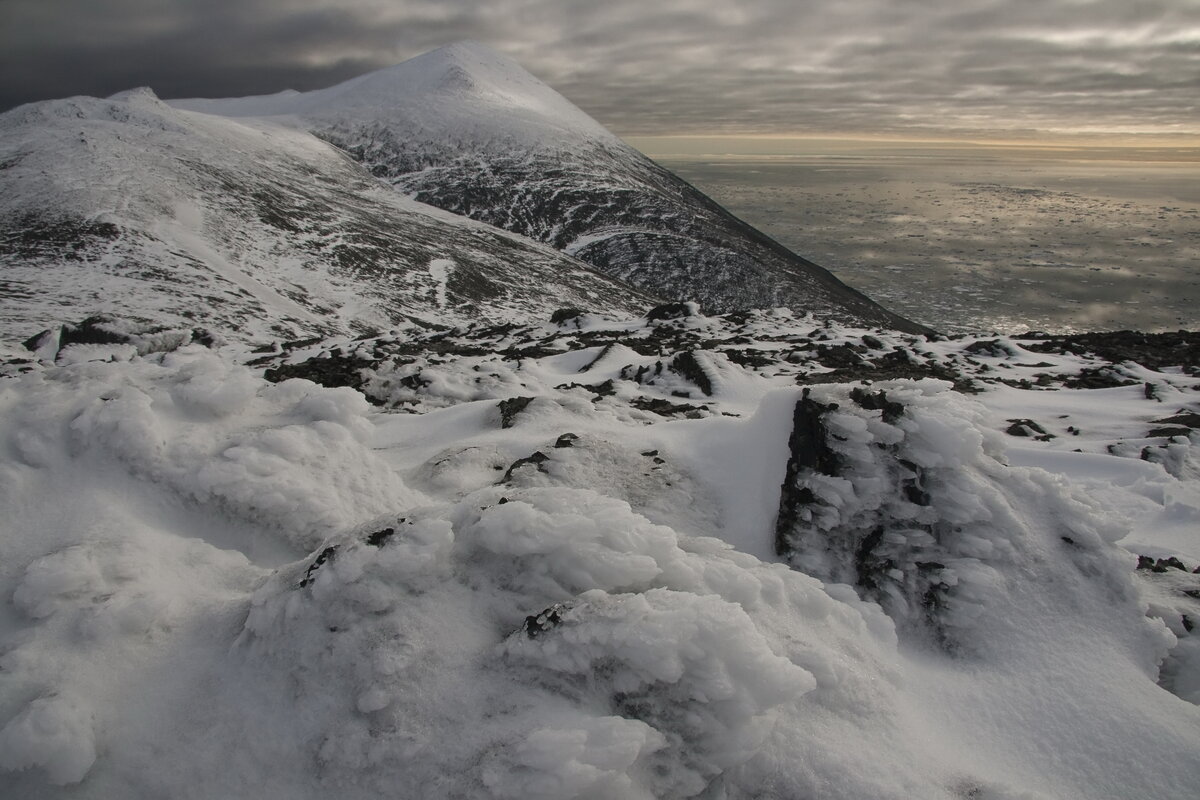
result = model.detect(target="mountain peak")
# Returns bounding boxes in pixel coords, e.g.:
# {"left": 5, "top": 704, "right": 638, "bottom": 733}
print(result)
{"left": 413, "top": 40, "right": 517, "bottom": 71}
{"left": 106, "top": 86, "right": 162, "bottom": 105}
{"left": 171, "top": 41, "right": 612, "bottom": 144}
{"left": 361, "top": 40, "right": 560, "bottom": 108}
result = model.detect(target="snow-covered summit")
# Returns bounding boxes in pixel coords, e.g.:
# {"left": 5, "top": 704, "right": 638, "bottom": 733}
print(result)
{"left": 172, "top": 43, "right": 927, "bottom": 333}
{"left": 173, "top": 41, "right": 617, "bottom": 148}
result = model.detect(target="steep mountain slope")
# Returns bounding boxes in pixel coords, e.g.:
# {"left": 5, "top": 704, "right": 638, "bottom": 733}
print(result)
{"left": 0, "top": 86, "right": 656, "bottom": 344}
{"left": 173, "top": 42, "right": 929, "bottom": 334}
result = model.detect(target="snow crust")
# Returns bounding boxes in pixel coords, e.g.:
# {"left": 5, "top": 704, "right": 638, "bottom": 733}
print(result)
{"left": 2, "top": 310, "right": 1198, "bottom": 798}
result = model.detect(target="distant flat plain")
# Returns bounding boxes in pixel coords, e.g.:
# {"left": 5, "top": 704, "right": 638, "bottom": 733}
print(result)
{"left": 632, "top": 138, "right": 1200, "bottom": 334}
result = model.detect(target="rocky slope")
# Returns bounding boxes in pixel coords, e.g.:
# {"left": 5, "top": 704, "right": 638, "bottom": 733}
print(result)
{"left": 173, "top": 42, "right": 928, "bottom": 334}
{"left": 0, "top": 86, "right": 656, "bottom": 344}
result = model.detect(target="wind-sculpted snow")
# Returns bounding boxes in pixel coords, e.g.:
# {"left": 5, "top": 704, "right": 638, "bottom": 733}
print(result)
{"left": 0, "top": 87, "right": 656, "bottom": 344}
{"left": 239, "top": 489, "right": 869, "bottom": 799}
{"left": 2, "top": 309, "right": 1199, "bottom": 798}
{"left": 171, "top": 42, "right": 928, "bottom": 334}
{"left": 5, "top": 349, "right": 415, "bottom": 550}
{"left": 773, "top": 382, "right": 1147, "bottom": 648}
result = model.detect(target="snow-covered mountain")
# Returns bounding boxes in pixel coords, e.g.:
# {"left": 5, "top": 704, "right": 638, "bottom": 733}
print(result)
{"left": 2, "top": 42, "right": 1199, "bottom": 800}
{"left": 0, "top": 85, "right": 655, "bottom": 344}
{"left": 173, "top": 42, "right": 928, "bottom": 334}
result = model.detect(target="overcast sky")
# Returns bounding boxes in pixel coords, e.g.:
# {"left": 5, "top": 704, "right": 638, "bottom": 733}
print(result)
{"left": 2, "top": 0, "right": 1198, "bottom": 140}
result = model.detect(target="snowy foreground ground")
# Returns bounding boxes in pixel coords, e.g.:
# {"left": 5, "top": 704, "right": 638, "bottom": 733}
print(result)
{"left": 1, "top": 307, "right": 1198, "bottom": 799}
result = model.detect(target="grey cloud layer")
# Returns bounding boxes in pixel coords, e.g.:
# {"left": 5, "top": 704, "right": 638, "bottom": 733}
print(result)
{"left": 2, "top": 0, "right": 1197, "bottom": 136}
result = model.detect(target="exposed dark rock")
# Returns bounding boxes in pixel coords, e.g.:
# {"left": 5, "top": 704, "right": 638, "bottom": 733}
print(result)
{"left": 722, "top": 348, "right": 775, "bottom": 369}
{"left": 628, "top": 397, "right": 708, "bottom": 418}
{"left": 365, "top": 527, "right": 397, "bottom": 547}
{"left": 1, "top": 216, "right": 121, "bottom": 262}
{"left": 670, "top": 351, "right": 714, "bottom": 396}
{"left": 1152, "top": 412, "right": 1200, "bottom": 429}
{"left": 581, "top": 343, "right": 616, "bottom": 371}
{"left": 854, "top": 526, "right": 889, "bottom": 592}
{"left": 282, "top": 336, "right": 325, "bottom": 351}
{"left": 392, "top": 371, "right": 428, "bottom": 393}
{"left": 25, "top": 314, "right": 129, "bottom": 353}
{"left": 1016, "top": 330, "right": 1200, "bottom": 372}
{"left": 1005, "top": 418, "right": 1054, "bottom": 439}
{"left": 1137, "top": 555, "right": 1191, "bottom": 573}
{"left": 550, "top": 308, "right": 585, "bottom": 325}
{"left": 1149, "top": 427, "right": 1194, "bottom": 439}
{"left": 497, "top": 396, "right": 535, "bottom": 428}
{"left": 813, "top": 343, "right": 865, "bottom": 369}
{"left": 796, "top": 349, "right": 978, "bottom": 393}
{"left": 554, "top": 433, "right": 579, "bottom": 448}
{"left": 589, "top": 379, "right": 617, "bottom": 397}
{"left": 775, "top": 389, "right": 841, "bottom": 556}
{"left": 299, "top": 546, "right": 339, "bottom": 588}
{"left": 1141, "top": 445, "right": 1170, "bottom": 469}
{"left": 849, "top": 387, "right": 905, "bottom": 424}
{"left": 645, "top": 302, "right": 698, "bottom": 322}
{"left": 192, "top": 328, "right": 218, "bottom": 348}
{"left": 522, "top": 604, "right": 566, "bottom": 638}
{"left": 502, "top": 451, "right": 551, "bottom": 482}
{"left": 963, "top": 339, "right": 1015, "bottom": 357}
{"left": 22, "top": 315, "right": 217, "bottom": 361}
{"left": 624, "top": 361, "right": 665, "bottom": 386}
{"left": 861, "top": 334, "right": 884, "bottom": 350}
{"left": 264, "top": 352, "right": 379, "bottom": 402}
{"left": 903, "top": 483, "right": 932, "bottom": 507}
{"left": 21, "top": 328, "right": 54, "bottom": 353}
{"left": 502, "top": 343, "right": 565, "bottom": 360}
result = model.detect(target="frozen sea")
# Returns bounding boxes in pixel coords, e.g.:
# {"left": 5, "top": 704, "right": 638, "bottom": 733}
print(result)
{"left": 638, "top": 141, "right": 1200, "bottom": 334}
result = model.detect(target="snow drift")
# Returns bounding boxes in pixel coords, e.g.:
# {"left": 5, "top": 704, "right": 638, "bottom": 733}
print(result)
{"left": 1, "top": 312, "right": 1198, "bottom": 798}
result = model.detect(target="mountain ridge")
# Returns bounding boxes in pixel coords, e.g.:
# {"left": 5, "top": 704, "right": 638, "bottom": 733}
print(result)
{"left": 0, "top": 85, "right": 657, "bottom": 344}
{"left": 171, "top": 42, "right": 931, "bottom": 334}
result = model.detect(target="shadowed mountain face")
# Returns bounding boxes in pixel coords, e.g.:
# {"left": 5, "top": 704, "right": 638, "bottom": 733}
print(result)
{"left": 0, "top": 87, "right": 657, "bottom": 344}
{"left": 174, "top": 42, "right": 930, "bottom": 335}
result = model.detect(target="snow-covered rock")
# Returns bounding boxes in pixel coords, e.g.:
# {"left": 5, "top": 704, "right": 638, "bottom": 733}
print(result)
{"left": 1, "top": 310, "right": 1198, "bottom": 798}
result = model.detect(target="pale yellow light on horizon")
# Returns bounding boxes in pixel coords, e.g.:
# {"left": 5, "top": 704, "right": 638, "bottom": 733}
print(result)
{"left": 622, "top": 133, "right": 1200, "bottom": 163}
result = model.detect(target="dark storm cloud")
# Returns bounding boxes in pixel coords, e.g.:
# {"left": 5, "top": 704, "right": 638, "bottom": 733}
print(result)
{"left": 2, "top": 0, "right": 1197, "bottom": 137}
